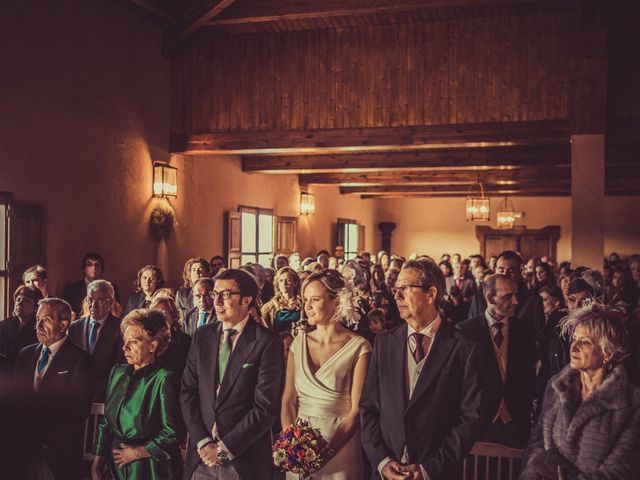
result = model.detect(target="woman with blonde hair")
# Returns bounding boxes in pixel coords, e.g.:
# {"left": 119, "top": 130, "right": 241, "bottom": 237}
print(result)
{"left": 281, "top": 269, "right": 371, "bottom": 479}
{"left": 150, "top": 289, "right": 191, "bottom": 375}
{"left": 91, "top": 309, "right": 183, "bottom": 480}
{"left": 521, "top": 303, "right": 640, "bottom": 479}
{"left": 261, "top": 267, "right": 302, "bottom": 354}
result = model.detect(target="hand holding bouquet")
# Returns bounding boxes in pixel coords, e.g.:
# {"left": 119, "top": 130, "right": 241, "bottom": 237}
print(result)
{"left": 273, "top": 419, "right": 328, "bottom": 478}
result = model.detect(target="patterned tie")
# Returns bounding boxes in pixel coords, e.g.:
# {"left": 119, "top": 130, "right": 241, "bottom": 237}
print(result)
{"left": 410, "top": 332, "right": 426, "bottom": 364}
{"left": 218, "top": 328, "right": 237, "bottom": 383}
{"left": 198, "top": 311, "right": 207, "bottom": 328}
{"left": 493, "top": 322, "right": 504, "bottom": 348}
{"left": 37, "top": 346, "right": 51, "bottom": 374}
{"left": 88, "top": 320, "right": 100, "bottom": 353}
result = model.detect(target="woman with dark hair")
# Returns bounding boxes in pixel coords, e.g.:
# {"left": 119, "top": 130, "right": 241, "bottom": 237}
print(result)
{"left": 150, "top": 289, "right": 191, "bottom": 376}
{"left": 281, "top": 269, "right": 371, "bottom": 479}
{"left": 607, "top": 267, "right": 639, "bottom": 313}
{"left": 261, "top": 267, "right": 302, "bottom": 356}
{"left": 0, "top": 285, "right": 43, "bottom": 371}
{"left": 521, "top": 303, "right": 640, "bottom": 479}
{"left": 175, "top": 257, "right": 211, "bottom": 318}
{"left": 91, "top": 309, "right": 183, "bottom": 480}
{"left": 123, "top": 265, "right": 165, "bottom": 316}
{"left": 534, "top": 263, "right": 556, "bottom": 293}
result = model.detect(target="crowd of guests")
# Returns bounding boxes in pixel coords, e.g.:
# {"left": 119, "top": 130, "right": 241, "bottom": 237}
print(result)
{"left": 1, "top": 248, "right": 640, "bottom": 480}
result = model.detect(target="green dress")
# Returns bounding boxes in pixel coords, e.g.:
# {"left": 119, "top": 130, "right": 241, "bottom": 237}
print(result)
{"left": 95, "top": 363, "right": 183, "bottom": 479}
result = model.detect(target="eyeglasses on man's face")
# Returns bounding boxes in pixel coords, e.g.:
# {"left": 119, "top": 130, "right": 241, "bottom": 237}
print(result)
{"left": 391, "top": 284, "right": 426, "bottom": 297}
{"left": 211, "top": 290, "right": 242, "bottom": 301}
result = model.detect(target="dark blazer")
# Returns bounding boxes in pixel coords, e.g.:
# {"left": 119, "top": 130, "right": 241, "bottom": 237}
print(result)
{"left": 184, "top": 307, "right": 215, "bottom": 337}
{"left": 0, "top": 315, "right": 38, "bottom": 371}
{"left": 448, "top": 277, "right": 477, "bottom": 298}
{"left": 158, "top": 329, "right": 191, "bottom": 375}
{"left": 124, "top": 291, "right": 148, "bottom": 316}
{"left": 68, "top": 314, "right": 124, "bottom": 401}
{"left": 360, "top": 321, "right": 496, "bottom": 480}
{"left": 176, "top": 287, "right": 194, "bottom": 318}
{"left": 468, "top": 282, "right": 545, "bottom": 358}
{"left": 456, "top": 314, "right": 536, "bottom": 439}
{"left": 14, "top": 339, "right": 94, "bottom": 480}
{"left": 63, "top": 279, "right": 121, "bottom": 318}
{"left": 180, "top": 319, "right": 284, "bottom": 480}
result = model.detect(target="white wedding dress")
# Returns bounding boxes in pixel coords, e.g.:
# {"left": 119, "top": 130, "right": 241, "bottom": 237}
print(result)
{"left": 287, "top": 333, "right": 372, "bottom": 480}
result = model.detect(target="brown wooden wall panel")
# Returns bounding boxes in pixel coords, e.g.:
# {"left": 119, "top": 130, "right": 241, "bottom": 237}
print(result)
{"left": 171, "top": 9, "right": 570, "bottom": 134}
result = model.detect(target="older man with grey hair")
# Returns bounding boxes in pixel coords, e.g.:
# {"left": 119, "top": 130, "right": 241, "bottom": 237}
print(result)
{"left": 68, "top": 279, "right": 123, "bottom": 401}
{"left": 14, "top": 297, "right": 94, "bottom": 480}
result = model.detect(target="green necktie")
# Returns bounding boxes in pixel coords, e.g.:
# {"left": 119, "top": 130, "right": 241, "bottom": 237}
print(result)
{"left": 218, "top": 328, "right": 237, "bottom": 383}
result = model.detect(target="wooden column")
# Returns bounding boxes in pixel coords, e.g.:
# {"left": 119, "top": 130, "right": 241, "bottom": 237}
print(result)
{"left": 571, "top": 135, "right": 604, "bottom": 270}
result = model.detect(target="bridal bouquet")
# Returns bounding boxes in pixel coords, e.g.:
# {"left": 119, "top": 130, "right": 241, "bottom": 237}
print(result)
{"left": 273, "top": 419, "right": 328, "bottom": 478}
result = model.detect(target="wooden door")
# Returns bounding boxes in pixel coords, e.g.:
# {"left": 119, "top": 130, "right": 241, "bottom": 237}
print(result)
{"left": 224, "top": 211, "right": 242, "bottom": 268}
{"left": 476, "top": 226, "right": 561, "bottom": 261}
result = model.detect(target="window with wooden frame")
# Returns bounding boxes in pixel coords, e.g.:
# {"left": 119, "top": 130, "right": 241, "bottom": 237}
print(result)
{"left": 337, "top": 218, "right": 362, "bottom": 260}
{"left": 239, "top": 206, "right": 274, "bottom": 267}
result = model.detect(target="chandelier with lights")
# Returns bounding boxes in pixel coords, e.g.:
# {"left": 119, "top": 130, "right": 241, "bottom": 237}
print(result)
{"left": 465, "top": 179, "right": 490, "bottom": 222}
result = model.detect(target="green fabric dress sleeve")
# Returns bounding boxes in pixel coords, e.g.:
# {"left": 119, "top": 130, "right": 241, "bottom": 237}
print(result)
{"left": 94, "top": 365, "right": 122, "bottom": 456}
{"left": 143, "top": 371, "right": 182, "bottom": 460}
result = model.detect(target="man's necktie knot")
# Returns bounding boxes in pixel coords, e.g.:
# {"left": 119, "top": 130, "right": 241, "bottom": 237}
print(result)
{"left": 493, "top": 322, "right": 505, "bottom": 348}
{"left": 410, "top": 332, "right": 426, "bottom": 364}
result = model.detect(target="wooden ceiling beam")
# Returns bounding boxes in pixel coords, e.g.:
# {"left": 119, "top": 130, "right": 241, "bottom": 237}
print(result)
{"left": 208, "top": 0, "right": 545, "bottom": 27}
{"left": 242, "top": 145, "right": 570, "bottom": 173}
{"left": 299, "top": 167, "right": 571, "bottom": 185}
{"left": 340, "top": 183, "right": 571, "bottom": 195}
{"left": 178, "top": 0, "right": 238, "bottom": 39}
{"left": 170, "top": 120, "right": 572, "bottom": 154}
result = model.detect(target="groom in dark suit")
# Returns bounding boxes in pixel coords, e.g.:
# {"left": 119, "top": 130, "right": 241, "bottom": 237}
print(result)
{"left": 181, "top": 268, "right": 284, "bottom": 480}
{"left": 360, "top": 259, "right": 496, "bottom": 480}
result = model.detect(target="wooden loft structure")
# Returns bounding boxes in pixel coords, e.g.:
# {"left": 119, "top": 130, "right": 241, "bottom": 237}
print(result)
{"left": 114, "top": 0, "right": 640, "bottom": 199}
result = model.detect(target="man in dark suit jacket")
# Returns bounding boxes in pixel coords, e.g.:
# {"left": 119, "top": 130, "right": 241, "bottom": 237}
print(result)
{"left": 360, "top": 259, "right": 496, "bottom": 480}
{"left": 63, "top": 252, "right": 120, "bottom": 318}
{"left": 181, "top": 269, "right": 284, "bottom": 480}
{"left": 68, "top": 279, "right": 123, "bottom": 401}
{"left": 0, "top": 285, "right": 42, "bottom": 372}
{"left": 13, "top": 298, "right": 94, "bottom": 480}
{"left": 457, "top": 274, "right": 536, "bottom": 448}
{"left": 468, "top": 251, "right": 545, "bottom": 358}
{"left": 184, "top": 278, "right": 217, "bottom": 337}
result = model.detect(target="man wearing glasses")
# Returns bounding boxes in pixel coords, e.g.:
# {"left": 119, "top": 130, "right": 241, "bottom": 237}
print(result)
{"left": 181, "top": 268, "right": 284, "bottom": 480}
{"left": 68, "top": 279, "right": 123, "bottom": 401}
{"left": 185, "top": 278, "right": 217, "bottom": 337}
{"left": 360, "top": 259, "right": 496, "bottom": 480}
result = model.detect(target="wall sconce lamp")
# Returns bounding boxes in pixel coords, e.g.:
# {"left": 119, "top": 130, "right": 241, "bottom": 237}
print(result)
{"left": 153, "top": 162, "right": 178, "bottom": 198}
{"left": 465, "top": 179, "right": 490, "bottom": 222}
{"left": 300, "top": 192, "right": 315, "bottom": 215}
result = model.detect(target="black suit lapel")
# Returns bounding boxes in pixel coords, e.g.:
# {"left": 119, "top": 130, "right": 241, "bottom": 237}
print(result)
{"left": 388, "top": 324, "right": 408, "bottom": 409}
{"left": 203, "top": 322, "right": 222, "bottom": 404}
{"left": 216, "top": 320, "right": 258, "bottom": 407}
{"left": 39, "top": 340, "right": 73, "bottom": 390}
{"left": 93, "top": 315, "right": 118, "bottom": 357}
{"left": 406, "top": 322, "right": 457, "bottom": 412}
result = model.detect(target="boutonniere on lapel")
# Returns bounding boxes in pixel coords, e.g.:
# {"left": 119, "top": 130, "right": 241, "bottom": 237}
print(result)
{"left": 242, "top": 363, "right": 255, "bottom": 369}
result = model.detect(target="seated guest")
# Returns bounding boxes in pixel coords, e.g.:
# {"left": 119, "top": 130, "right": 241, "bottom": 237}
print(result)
{"left": 151, "top": 289, "right": 191, "bottom": 375}
{"left": 607, "top": 267, "right": 639, "bottom": 313}
{"left": 533, "top": 262, "right": 556, "bottom": 293}
{"left": 439, "top": 260, "right": 453, "bottom": 284}
{"left": 0, "top": 285, "right": 42, "bottom": 371}
{"left": 441, "top": 285, "right": 470, "bottom": 324}
{"left": 251, "top": 263, "right": 275, "bottom": 305}
{"left": 458, "top": 274, "right": 536, "bottom": 448}
{"left": 261, "top": 267, "right": 301, "bottom": 357}
{"left": 317, "top": 251, "right": 330, "bottom": 269}
{"left": 23, "top": 264, "right": 50, "bottom": 298}
{"left": 272, "top": 253, "right": 289, "bottom": 270}
{"left": 63, "top": 252, "right": 121, "bottom": 318}
{"left": 209, "top": 255, "right": 226, "bottom": 276}
{"left": 360, "top": 307, "right": 386, "bottom": 345}
{"left": 566, "top": 278, "right": 597, "bottom": 314}
{"left": 68, "top": 279, "right": 124, "bottom": 401}
{"left": 450, "top": 260, "right": 476, "bottom": 299}
{"left": 14, "top": 298, "right": 94, "bottom": 480}
{"left": 176, "top": 257, "right": 211, "bottom": 319}
{"left": 521, "top": 303, "right": 640, "bottom": 479}
{"left": 91, "top": 309, "right": 183, "bottom": 480}
{"left": 184, "top": 278, "right": 216, "bottom": 337}
{"left": 124, "top": 265, "right": 164, "bottom": 315}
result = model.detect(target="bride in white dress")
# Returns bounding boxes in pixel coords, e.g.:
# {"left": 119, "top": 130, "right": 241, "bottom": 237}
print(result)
{"left": 281, "top": 269, "right": 371, "bottom": 480}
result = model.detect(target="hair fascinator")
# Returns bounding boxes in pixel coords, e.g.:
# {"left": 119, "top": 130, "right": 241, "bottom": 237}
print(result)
{"left": 141, "top": 311, "right": 166, "bottom": 337}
